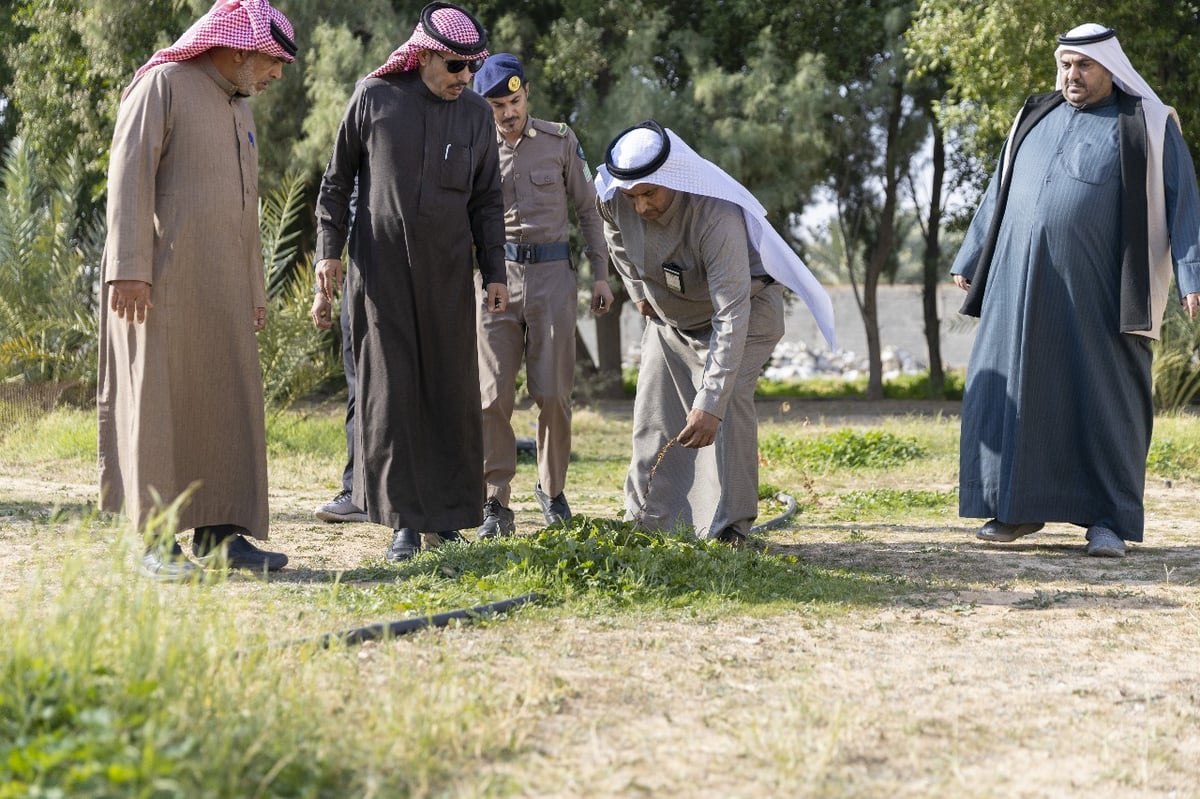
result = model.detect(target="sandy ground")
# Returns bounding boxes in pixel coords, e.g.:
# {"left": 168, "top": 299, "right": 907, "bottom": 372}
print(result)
{"left": 2, "top": 399, "right": 1198, "bottom": 797}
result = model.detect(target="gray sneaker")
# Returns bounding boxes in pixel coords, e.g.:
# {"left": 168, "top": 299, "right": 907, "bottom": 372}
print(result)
{"left": 315, "top": 489, "right": 368, "bottom": 523}
{"left": 476, "top": 498, "right": 515, "bottom": 539}
{"left": 1085, "top": 525, "right": 1126, "bottom": 558}
{"left": 533, "top": 482, "right": 571, "bottom": 526}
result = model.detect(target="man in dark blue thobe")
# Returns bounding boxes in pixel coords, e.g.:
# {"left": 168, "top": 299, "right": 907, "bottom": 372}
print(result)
{"left": 951, "top": 23, "right": 1200, "bottom": 558}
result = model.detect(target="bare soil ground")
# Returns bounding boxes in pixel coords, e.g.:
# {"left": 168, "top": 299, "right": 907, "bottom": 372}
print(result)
{"left": 2, "top": 398, "right": 1198, "bottom": 797}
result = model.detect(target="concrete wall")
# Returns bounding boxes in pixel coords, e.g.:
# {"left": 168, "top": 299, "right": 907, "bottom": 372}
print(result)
{"left": 578, "top": 284, "right": 979, "bottom": 373}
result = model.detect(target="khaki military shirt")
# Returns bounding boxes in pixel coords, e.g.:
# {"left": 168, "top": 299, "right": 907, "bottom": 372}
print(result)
{"left": 497, "top": 116, "right": 609, "bottom": 279}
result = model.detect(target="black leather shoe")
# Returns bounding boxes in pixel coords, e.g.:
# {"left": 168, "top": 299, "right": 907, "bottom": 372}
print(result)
{"left": 715, "top": 528, "right": 747, "bottom": 548}
{"left": 533, "top": 483, "right": 571, "bottom": 525}
{"left": 141, "top": 539, "right": 200, "bottom": 581}
{"left": 387, "top": 528, "right": 421, "bottom": 562}
{"left": 475, "top": 498, "right": 515, "bottom": 539}
{"left": 193, "top": 526, "right": 288, "bottom": 571}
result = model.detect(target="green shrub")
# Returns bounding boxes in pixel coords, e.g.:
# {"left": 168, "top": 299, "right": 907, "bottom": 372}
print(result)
{"left": 1146, "top": 436, "right": 1200, "bottom": 478}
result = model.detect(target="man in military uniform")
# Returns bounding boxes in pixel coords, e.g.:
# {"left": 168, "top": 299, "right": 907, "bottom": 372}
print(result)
{"left": 471, "top": 53, "right": 613, "bottom": 538}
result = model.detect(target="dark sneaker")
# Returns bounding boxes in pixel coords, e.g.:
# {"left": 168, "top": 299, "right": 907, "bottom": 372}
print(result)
{"left": 192, "top": 526, "right": 288, "bottom": 572}
{"left": 386, "top": 528, "right": 421, "bottom": 562}
{"left": 475, "top": 498, "right": 516, "bottom": 539}
{"left": 976, "top": 519, "right": 1044, "bottom": 542}
{"left": 533, "top": 483, "right": 571, "bottom": 526}
{"left": 315, "top": 489, "right": 368, "bottom": 523}
{"left": 141, "top": 539, "right": 200, "bottom": 581}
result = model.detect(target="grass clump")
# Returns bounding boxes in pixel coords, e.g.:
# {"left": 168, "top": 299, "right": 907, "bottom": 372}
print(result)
{"left": 832, "top": 488, "right": 958, "bottom": 521}
{"left": 759, "top": 429, "right": 926, "bottom": 471}
{"left": 334, "top": 516, "right": 907, "bottom": 617}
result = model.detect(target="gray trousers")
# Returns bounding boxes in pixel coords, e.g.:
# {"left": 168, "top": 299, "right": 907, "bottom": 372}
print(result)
{"left": 625, "top": 282, "right": 784, "bottom": 537}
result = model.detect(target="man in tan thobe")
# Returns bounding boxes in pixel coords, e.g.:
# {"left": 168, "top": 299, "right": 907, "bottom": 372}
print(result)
{"left": 98, "top": 0, "right": 297, "bottom": 579}
{"left": 471, "top": 53, "right": 613, "bottom": 538}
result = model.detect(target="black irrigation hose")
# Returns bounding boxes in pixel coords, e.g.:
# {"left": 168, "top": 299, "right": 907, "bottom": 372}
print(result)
{"left": 749, "top": 492, "right": 798, "bottom": 535}
{"left": 297, "top": 592, "right": 544, "bottom": 649}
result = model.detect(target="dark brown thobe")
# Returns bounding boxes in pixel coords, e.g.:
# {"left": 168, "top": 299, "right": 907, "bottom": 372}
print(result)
{"left": 315, "top": 70, "right": 505, "bottom": 532}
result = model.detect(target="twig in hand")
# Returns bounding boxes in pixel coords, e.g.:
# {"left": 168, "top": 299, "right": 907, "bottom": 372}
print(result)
{"left": 635, "top": 436, "right": 678, "bottom": 526}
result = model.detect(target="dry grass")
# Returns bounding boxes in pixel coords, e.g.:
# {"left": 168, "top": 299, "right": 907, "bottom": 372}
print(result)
{"left": 1, "top": 400, "right": 1198, "bottom": 797}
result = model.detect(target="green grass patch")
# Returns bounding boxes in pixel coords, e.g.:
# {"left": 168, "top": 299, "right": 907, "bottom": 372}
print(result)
{"left": 0, "top": 408, "right": 95, "bottom": 461}
{"left": 759, "top": 429, "right": 926, "bottom": 471}
{"left": 832, "top": 488, "right": 958, "bottom": 521}
{"left": 265, "top": 409, "right": 345, "bottom": 458}
{"left": 1147, "top": 435, "right": 1200, "bottom": 478}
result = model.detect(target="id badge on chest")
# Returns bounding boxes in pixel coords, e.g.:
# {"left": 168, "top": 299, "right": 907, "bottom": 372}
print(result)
{"left": 662, "top": 262, "right": 684, "bottom": 293}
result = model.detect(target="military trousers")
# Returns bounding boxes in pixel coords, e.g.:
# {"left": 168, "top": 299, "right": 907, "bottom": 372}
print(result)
{"left": 477, "top": 258, "right": 577, "bottom": 507}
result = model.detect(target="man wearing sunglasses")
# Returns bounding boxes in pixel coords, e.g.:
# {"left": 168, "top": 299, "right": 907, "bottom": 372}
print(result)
{"left": 314, "top": 2, "right": 507, "bottom": 562}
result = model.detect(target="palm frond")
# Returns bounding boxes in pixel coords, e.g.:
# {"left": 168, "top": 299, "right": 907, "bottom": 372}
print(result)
{"left": 260, "top": 171, "right": 308, "bottom": 300}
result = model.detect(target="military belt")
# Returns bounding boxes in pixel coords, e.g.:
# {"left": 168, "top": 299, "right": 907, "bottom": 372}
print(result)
{"left": 504, "top": 241, "right": 570, "bottom": 263}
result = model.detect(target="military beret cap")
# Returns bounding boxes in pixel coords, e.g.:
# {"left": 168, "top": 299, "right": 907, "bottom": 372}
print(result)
{"left": 475, "top": 52, "right": 525, "bottom": 98}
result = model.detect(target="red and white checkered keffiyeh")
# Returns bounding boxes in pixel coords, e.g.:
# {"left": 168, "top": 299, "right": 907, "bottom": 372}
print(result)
{"left": 131, "top": 0, "right": 296, "bottom": 83}
{"left": 366, "top": 3, "right": 488, "bottom": 79}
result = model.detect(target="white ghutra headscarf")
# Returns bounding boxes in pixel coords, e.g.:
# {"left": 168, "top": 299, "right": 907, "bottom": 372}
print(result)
{"left": 595, "top": 121, "right": 836, "bottom": 349}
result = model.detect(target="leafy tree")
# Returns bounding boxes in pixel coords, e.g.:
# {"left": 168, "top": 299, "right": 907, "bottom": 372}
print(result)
{"left": 5, "top": 0, "right": 186, "bottom": 204}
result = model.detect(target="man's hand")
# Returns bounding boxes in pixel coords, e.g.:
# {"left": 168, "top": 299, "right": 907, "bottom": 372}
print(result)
{"left": 315, "top": 258, "right": 344, "bottom": 301}
{"left": 109, "top": 280, "right": 153, "bottom": 324}
{"left": 635, "top": 299, "right": 659, "bottom": 320}
{"left": 486, "top": 282, "right": 509, "bottom": 313}
{"left": 591, "top": 280, "right": 614, "bottom": 315}
{"left": 953, "top": 274, "right": 970, "bottom": 291}
{"left": 254, "top": 306, "right": 267, "bottom": 332}
{"left": 311, "top": 292, "right": 334, "bottom": 330}
{"left": 678, "top": 408, "right": 720, "bottom": 449}
{"left": 1185, "top": 292, "right": 1200, "bottom": 319}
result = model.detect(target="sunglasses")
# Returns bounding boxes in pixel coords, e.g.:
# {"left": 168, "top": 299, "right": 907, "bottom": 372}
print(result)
{"left": 434, "top": 51, "right": 484, "bottom": 74}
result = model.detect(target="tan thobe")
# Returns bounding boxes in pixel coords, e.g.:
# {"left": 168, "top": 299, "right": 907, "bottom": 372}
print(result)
{"left": 97, "top": 55, "right": 270, "bottom": 540}
{"left": 476, "top": 116, "right": 610, "bottom": 506}
{"left": 600, "top": 191, "right": 784, "bottom": 538}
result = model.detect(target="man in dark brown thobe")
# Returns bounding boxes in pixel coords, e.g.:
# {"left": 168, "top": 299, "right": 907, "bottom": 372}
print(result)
{"left": 99, "top": 0, "right": 296, "bottom": 580}
{"left": 314, "top": 2, "right": 507, "bottom": 561}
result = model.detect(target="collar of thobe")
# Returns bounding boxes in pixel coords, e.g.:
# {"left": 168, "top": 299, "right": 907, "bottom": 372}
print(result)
{"left": 197, "top": 53, "right": 240, "bottom": 97}
{"left": 596, "top": 120, "right": 836, "bottom": 349}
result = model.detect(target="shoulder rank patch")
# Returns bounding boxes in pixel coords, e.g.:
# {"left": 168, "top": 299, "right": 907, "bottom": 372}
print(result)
{"left": 556, "top": 122, "right": 569, "bottom": 137}
{"left": 577, "top": 143, "right": 593, "bottom": 180}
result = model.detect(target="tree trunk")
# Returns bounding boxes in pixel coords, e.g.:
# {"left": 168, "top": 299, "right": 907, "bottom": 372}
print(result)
{"left": 863, "top": 78, "right": 905, "bottom": 400}
{"left": 922, "top": 115, "right": 947, "bottom": 397}
{"left": 577, "top": 292, "right": 627, "bottom": 399}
